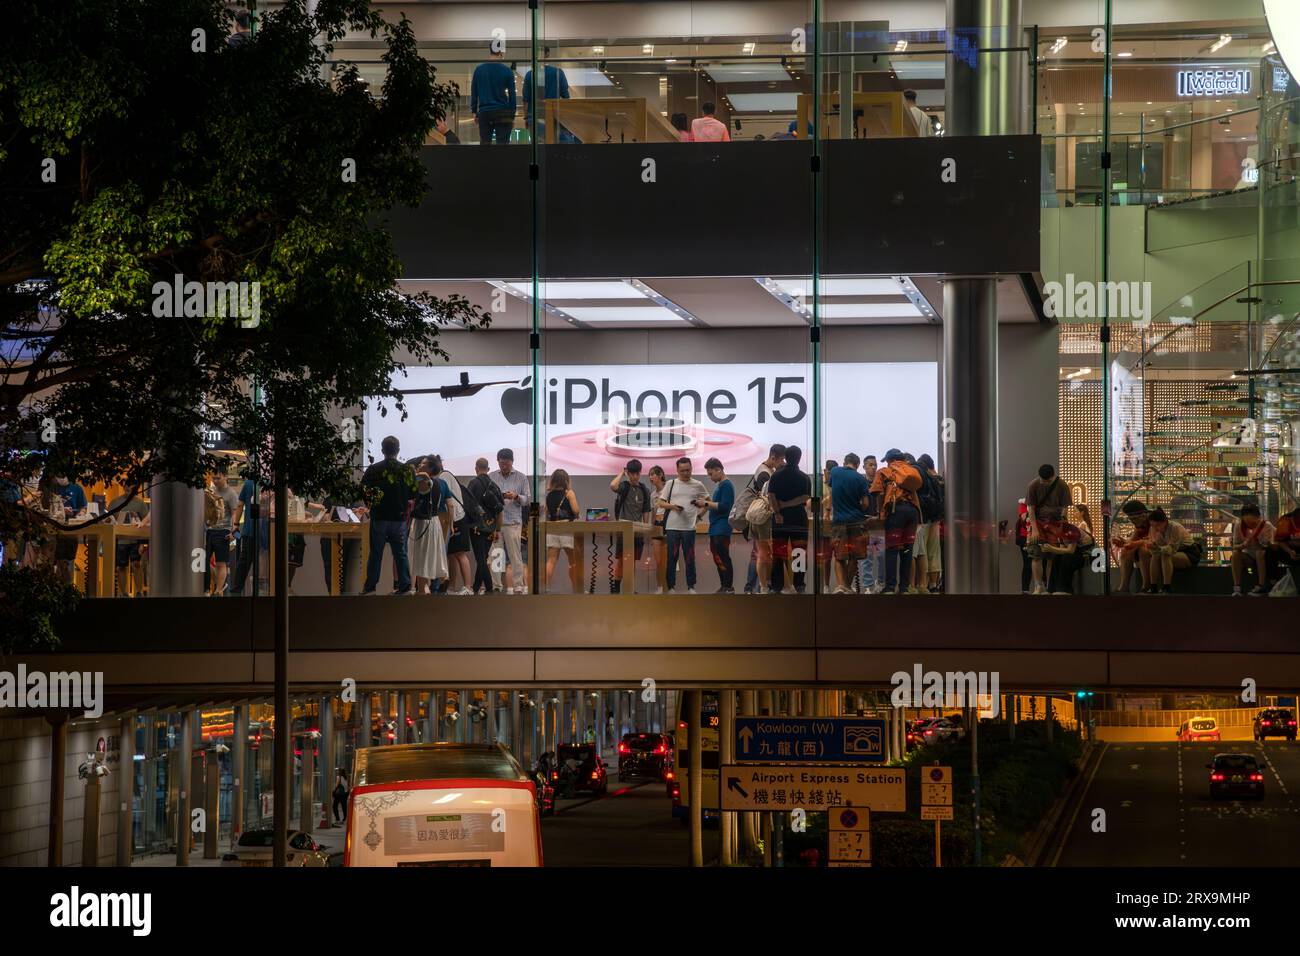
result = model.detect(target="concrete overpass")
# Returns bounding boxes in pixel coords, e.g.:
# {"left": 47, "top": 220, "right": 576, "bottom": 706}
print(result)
{"left": 8, "top": 596, "right": 1299, "bottom": 713}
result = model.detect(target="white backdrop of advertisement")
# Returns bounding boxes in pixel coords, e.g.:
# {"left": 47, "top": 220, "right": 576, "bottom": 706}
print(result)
{"left": 364, "top": 363, "right": 937, "bottom": 477}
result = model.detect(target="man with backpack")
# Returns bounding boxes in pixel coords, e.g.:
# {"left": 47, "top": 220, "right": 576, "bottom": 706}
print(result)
{"left": 467, "top": 457, "right": 506, "bottom": 594}
{"left": 870, "top": 449, "right": 922, "bottom": 594}
{"left": 736, "top": 444, "right": 785, "bottom": 594}
{"left": 609, "top": 459, "right": 653, "bottom": 593}
{"left": 911, "top": 453, "right": 945, "bottom": 594}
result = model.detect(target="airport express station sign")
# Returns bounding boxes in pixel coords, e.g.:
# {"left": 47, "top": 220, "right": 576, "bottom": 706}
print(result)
{"left": 735, "top": 716, "right": 887, "bottom": 763}
{"left": 720, "top": 765, "right": 906, "bottom": 812}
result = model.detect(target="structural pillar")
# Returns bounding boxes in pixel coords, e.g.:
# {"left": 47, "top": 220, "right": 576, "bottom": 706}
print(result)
{"left": 719, "top": 690, "right": 738, "bottom": 866}
{"left": 942, "top": 0, "right": 1022, "bottom": 594}
{"left": 300, "top": 730, "right": 316, "bottom": 832}
{"left": 231, "top": 705, "right": 246, "bottom": 845}
{"left": 319, "top": 696, "right": 334, "bottom": 829}
{"left": 686, "top": 690, "right": 704, "bottom": 868}
{"left": 82, "top": 767, "right": 101, "bottom": 866}
{"left": 203, "top": 751, "right": 220, "bottom": 859}
{"left": 117, "top": 713, "right": 135, "bottom": 865}
{"left": 149, "top": 480, "right": 206, "bottom": 596}
{"left": 176, "top": 709, "right": 193, "bottom": 867}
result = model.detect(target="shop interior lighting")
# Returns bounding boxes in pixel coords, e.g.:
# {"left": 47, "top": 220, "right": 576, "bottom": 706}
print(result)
{"left": 1262, "top": 39, "right": 1276, "bottom": 55}
{"left": 502, "top": 281, "right": 648, "bottom": 299}
{"left": 1204, "top": 34, "right": 1234, "bottom": 54}
{"left": 642, "top": 43, "right": 654, "bottom": 55}
{"left": 592, "top": 45, "right": 604, "bottom": 54}
{"left": 1116, "top": 51, "right": 1133, "bottom": 58}
{"left": 1048, "top": 37, "right": 1068, "bottom": 55}
{"left": 742, "top": 41, "right": 757, "bottom": 55}
{"left": 894, "top": 39, "right": 908, "bottom": 53}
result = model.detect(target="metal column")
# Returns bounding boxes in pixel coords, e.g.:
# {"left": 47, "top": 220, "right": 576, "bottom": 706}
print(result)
{"left": 686, "top": 690, "right": 704, "bottom": 867}
{"left": 319, "top": 696, "right": 334, "bottom": 830}
{"left": 117, "top": 713, "right": 135, "bottom": 865}
{"left": 942, "top": 0, "right": 1022, "bottom": 594}
{"left": 719, "top": 690, "right": 738, "bottom": 865}
{"left": 176, "top": 710, "right": 193, "bottom": 866}
{"left": 149, "top": 480, "right": 205, "bottom": 596}
{"left": 232, "top": 705, "right": 246, "bottom": 845}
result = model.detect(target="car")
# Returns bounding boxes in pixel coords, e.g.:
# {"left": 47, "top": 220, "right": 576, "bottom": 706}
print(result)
{"left": 922, "top": 718, "right": 966, "bottom": 745}
{"left": 1207, "top": 753, "right": 1265, "bottom": 800}
{"left": 1253, "top": 708, "right": 1297, "bottom": 741}
{"left": 1176, "top": 717, "right": 1221, "bottom": 743}
{"left": 618, "top": 732, "right": 673, "bottom": 781}
{"left": 906, "top": 718, "right": 937, "bottom": 750}
{"left": 554, "top": 743, "right": 608, "bottom": 797}
{"left": 221, "top": 828, "right": 331, "bottom": 867}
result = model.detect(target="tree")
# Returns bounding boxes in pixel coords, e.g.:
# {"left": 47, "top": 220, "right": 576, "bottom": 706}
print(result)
{"left": 0, "top": 0, "right": 487, "bottom": 637}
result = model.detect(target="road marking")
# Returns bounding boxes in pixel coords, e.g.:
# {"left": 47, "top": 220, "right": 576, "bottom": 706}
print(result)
{"left": 1129, "top": 764, "right": 1141, "bottom": 770}
{"left": 1252, "top": 741, "right": 1290, "bottom": 796}
{"left": 1049, "top": 742, "right": 1107, "bottom": 868}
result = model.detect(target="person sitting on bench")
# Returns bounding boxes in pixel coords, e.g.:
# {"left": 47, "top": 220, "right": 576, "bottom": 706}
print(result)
{"left": 1113, "top": 499, "right": 1152, "bottom": 593}
{"left": 1142, "top": 507, "right": 1201, "bottom": 595}
{"left": 1230, "top": 503, "right": 1275, "bottom": 596}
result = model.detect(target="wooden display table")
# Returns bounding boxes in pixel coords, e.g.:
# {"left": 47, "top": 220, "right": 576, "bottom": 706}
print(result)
{"left": 56, "top": 521, "right": 150, "bottom": 597}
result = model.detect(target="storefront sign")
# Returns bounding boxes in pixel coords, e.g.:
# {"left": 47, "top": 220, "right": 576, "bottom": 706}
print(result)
{"left": 367, "top": 362, "right": 938, "bottom": 477}
{"left": 1176, "top": 68, "right": 1251, "bottom": 97}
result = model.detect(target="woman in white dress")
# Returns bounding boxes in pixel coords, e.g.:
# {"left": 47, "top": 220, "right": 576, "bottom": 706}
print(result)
{"left": 544, "top": 469, "right": 580, "bottom": 592}
{"left": 409, "top": 466, "right": 449, "bottom": 593}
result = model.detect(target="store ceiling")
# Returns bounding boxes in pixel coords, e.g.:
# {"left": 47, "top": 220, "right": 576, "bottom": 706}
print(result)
{"left": 399, "top": 275, "right": 1043, "bottom": 329}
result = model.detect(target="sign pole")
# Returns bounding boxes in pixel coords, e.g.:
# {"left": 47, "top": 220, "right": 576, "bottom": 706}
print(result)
{"left": 934, "top": 819, "right": 941, "bottom": 867}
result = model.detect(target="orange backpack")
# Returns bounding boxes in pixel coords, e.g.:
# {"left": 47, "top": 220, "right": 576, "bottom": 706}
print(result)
{"left": 891, "top": 461, "right": 922, "bottom": 492}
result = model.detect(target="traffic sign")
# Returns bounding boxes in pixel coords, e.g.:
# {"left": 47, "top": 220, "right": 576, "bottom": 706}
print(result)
{"left": 829, "top": 861, "right": 873, "bottom": 868}
{"left": 830, "top": 830, "right": 871, "bottom": 864}
{"left": 922, "top": 806, "right": 954, "bottom": 821}
{"left": 830, "top": 807, "right": 870, "bottom": 832}
{"left": 923, "top": 765, "right": 951, "bottom": 786}
{"left": 735, "top": 717, "right": 887, "bottom": 763}
{"left": 921, "top": 783, "right": 952, "bottom": 807}
{"left": 718, "top": 765, "right": 906, "bottom": 811}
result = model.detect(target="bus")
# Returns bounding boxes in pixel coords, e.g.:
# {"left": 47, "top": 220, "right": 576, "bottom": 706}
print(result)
{"left": 345, "top": 743, "right": 542, "bottom": 867}
{"left": 670, "top": 691, "right": 720, "bottom": 822}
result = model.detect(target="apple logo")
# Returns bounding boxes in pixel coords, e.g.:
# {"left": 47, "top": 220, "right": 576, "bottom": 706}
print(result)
{"left": 501, "top": 376, "right": 534, "bottom": 425}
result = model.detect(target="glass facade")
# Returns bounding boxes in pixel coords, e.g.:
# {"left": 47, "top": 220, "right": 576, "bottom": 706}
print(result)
{"left": 24, "top": 2, "right": 1294, "bottom": 602}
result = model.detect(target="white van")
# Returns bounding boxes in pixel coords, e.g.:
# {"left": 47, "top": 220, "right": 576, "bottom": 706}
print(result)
{"left": 345, "top": 743, "right": 542, "bottom": 867}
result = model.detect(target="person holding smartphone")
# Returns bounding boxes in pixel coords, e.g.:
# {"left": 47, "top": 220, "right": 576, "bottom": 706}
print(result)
{"left": 657, "top": 457, "right": 708, "bottom": 594}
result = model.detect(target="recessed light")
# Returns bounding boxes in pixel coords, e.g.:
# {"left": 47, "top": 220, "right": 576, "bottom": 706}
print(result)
{"left": 1117, "top": 51, "right": 1133, "bottom": 58}
{"left": 742, "top": 41, "right": 756, "bottom": 55}
{"left": 642, "top": 43, "right": 654, "bottom": 55}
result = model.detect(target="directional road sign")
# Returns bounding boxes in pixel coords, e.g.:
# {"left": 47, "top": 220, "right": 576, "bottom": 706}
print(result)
{"left": 719, "top": 764, "right": 905, "bottom": 812}
{"left": 735, "top": 716, "right": 887, "bottom": 763}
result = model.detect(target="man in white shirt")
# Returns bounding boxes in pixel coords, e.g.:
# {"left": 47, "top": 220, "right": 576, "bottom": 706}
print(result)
{"left": 904, "top": 90, "right": 932, "bottom": 137}
{"left": 657, "top": 457, "right": 709, "bottom": 593}
{"left": 1230, "top": 503, "right": 1275, "bottom": 595}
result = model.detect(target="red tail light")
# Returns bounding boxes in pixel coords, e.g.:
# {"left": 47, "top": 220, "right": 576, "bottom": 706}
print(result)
{"left": 1210, "top": 773, "right": 1225, "bottom": 781}
{"left": 591, "top": 771, "right": 600, "bottom": 779}
{"left": 618, "top": 743, "right": 630, "bottom": 754}
{"left": 1250, "top": 773, "right": 1264, "bottom": 781}
{"left": 665, "top": 771, "right": 675, "bottom": 781}
{"left": 1263, "top": 721, "right": 1272, "bottom": 726}
{"left": 1289, "top": 721, "right": 1297, "bottom": 726}
{"left": 654, "top": 744, "right": 666, "bottom": 754}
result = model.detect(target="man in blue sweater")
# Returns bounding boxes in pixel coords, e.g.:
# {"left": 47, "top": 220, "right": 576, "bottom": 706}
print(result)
{"left": 523, "top": 47, "right": 575, "bottom": 143}
{"left": 471, "top": 46, "right": 517, "bottom": 145}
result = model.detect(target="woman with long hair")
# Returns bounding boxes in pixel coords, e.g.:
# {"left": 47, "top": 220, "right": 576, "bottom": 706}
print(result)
{"left": 409, "top": 462, "right": 449, "bottom": 594}
{"left": 647, "top": 465, "right": 669, "bottom": 594}
{"left": 544, "top": 469, "right": 580, "bottom": 592}
{"left": 430, "top": 455, "right": 473, "bottom": 594}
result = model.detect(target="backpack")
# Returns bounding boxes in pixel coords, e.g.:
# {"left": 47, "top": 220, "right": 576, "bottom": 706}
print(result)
{"left": 917, "top": 470, "right": 945, "bottom": 523}
{"left": 204, "top": 488, "right": 224, "bottom": 527}
{"left": 892, "top": 461, "right": 923, "bottom": 492}
{"left": 729, "top": 470, "right": 766, "bottom": 532}
{"left": 456, "top": 479, "right": 494, "bottom": 534}
{"left": 441, "top": 478, "right": 466, "bottom": 523}
{"left": 745, "top": 492, "right": 773, "bottom": 525}
{"left": 473, "top": 475, "right": 505, "bottom": 520}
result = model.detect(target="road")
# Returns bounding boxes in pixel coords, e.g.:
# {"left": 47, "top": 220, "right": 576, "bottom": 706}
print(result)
{"left": 541, "top": 778, "right": 721, "bottom": 866}
{"left": 1056, "top": 740, "right": 1300, "bottom": 866}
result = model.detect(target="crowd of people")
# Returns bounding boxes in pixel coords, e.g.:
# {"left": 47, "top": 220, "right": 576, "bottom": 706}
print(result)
{"left": 11, "top": 438, "right": 1298, "bottom": 600}
{"left": 342, "top": 437, "right": 947, "bottom": 596}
